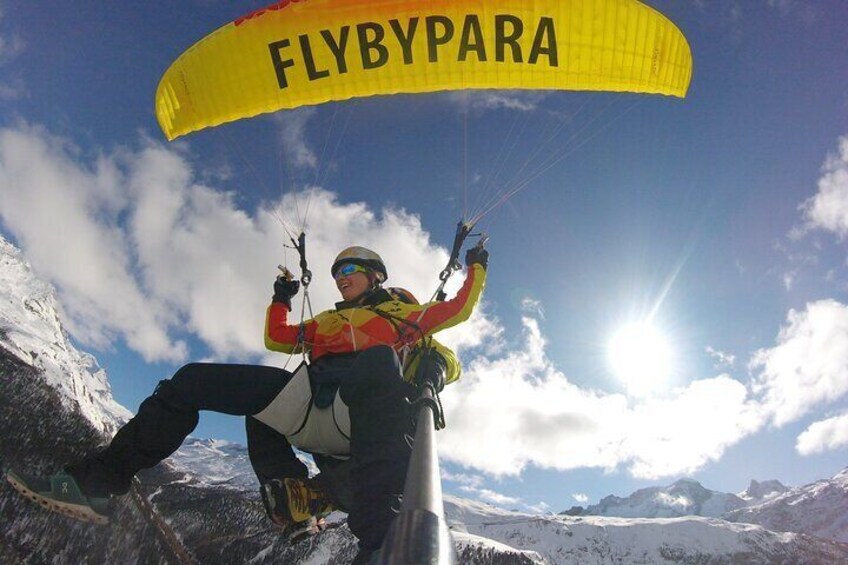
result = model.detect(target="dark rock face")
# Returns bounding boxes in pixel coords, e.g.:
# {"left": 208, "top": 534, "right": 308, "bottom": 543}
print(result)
{"left": 0, "top": 348, "right": 166, "bottom": 564}
{"left": 741, "top": 479, "right": 789, "bottom": 502}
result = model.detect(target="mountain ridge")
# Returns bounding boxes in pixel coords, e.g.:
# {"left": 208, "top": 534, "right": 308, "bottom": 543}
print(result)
{"left": 568, "top": 477, "right": 748, "bottom": 519}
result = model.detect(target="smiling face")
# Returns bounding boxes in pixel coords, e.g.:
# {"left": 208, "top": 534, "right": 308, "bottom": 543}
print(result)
{"left": 336, "top": 270, "right": 372, "bottom": 302}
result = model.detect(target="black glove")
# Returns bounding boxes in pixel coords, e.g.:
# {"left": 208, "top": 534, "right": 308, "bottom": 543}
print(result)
{"left": 465, "top": 245, "right": 489, "bottom": 270}
{"left": 272, "top": 276, "right": 300, "bottom": 308}
{"left": 416, "top": 349, "right": 447, "bottom": 393}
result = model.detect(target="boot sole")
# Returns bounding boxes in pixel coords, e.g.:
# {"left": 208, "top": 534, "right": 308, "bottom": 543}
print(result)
{"left": 6, "top": 472, "right": 109, "bottom": 525}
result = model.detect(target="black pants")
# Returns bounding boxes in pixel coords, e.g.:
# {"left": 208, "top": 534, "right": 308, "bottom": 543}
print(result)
{"left": 68, "top": 346, "right": 413, "bottom": 552}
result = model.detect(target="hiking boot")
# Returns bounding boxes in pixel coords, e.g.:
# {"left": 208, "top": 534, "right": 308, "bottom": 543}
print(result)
{"left": 6, "top": 468, "right": 111, "bottom": 525}
{"left": 260, "top": 477, "right": 334, "bottom": 542}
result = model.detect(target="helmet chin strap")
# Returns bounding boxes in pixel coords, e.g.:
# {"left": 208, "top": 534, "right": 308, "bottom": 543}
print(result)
{"left": 353, "top": 281, "right": 382, "bottom": 304}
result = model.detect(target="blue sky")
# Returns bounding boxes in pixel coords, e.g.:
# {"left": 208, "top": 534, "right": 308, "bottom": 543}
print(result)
{"left": 1, "top": 0, "right": 848, "bottom": 514}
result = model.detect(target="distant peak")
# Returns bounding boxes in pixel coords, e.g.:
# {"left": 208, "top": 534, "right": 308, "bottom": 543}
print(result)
{"left": 672, "top": 478, "right": 703, "bottom": 487}
{"left": 741, "top": 479, "right": 789, "bottom": 501}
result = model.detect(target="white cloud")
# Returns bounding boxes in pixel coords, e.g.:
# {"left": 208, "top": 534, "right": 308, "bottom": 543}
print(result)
{"left": 0, "top": 32, "right": 23, "bottom": 63}
{"left": 624, "top": 375, "right": 763, "bottom": 478}
{"left": 273, "top": 107, "right": 318, "bottom": 170}
{"left": 442, "top": 470, "right": 485, "bottom": 490}
{"left": 765, "top": 0, "right": 818, "bottom": 22}
{"left": 782, "top": 271, "right": 795, "bottom": 291}
{"left": 439, "top": 304, "right": 503, "bottom": 357}
{"left": 0, "top": 77, "right": 24, "bottom": 101}
{"left": 801, "top": 135, "right": 848, "bottom": 238}
{"left": 440, "top": 315, "right": 765, "bottom": 480}
{"left": 0, "top": 123, "right": 483, "bottom": 363}
{"left": 0, "top": 124, "right": 185, "bottom": 361}
{"left": 441, "top": 285, "right": 848, "bottom": 482}
{"left": 443, "top": 469, "right": 548, "bottom": 513}
{"left": 750, "top": 299, "right": 848, "bottom": 426}
{"left": 706, "top": 346, "right": 735, "bottom": 369}
{"left": 796, "top": 412, "right": 848, "bottom": 455}
{"left": 464, "top": 487, "right": 520, "bottom": 507}
{"left": 0, "top": 8, "right": 25, "bottom": 63}
{"left": 446, "top": 91, "right": 545, "bottom": 113}
{"left": 520, "top": 296, "right": 544, "bottom": 318}
{"left": 572, "top": 493, "right": 589, "bottom": 504}
{"left": 0, "top": 6, "right": 25, "bottom": 100}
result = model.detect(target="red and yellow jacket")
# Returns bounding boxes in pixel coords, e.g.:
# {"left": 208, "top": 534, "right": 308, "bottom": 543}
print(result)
{"left": 265, "top": 263, "right": 486, "bottom": 383}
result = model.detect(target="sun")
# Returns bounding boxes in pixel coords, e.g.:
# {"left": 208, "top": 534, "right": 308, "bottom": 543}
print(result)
{"left": 607, "top": 321, "right": 673, "bottom": 397}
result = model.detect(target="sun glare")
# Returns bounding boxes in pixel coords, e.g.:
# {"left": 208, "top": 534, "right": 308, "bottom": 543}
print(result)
{"left": 608, "top": 322, "right": 673, "bottom": 397}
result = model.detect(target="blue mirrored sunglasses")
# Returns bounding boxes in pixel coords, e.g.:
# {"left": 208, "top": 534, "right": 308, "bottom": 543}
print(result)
{"left": 334, "top": 263, "right": 369, "bottom": 280}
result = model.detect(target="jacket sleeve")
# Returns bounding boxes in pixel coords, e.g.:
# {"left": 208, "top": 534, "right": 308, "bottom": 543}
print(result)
{"left": 264, "top": 302, "right": 315, "bottom": 354}
{"left": 407, "top": 263, "right": 486, "bottom": 337}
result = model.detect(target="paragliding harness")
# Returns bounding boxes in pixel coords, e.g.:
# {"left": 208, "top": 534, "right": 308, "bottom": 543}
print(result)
{"left": 277, "top": 221, "right": 484, "bottom": 432}
{"left": 257, "top": 229, "right": 448, "bottom": 454}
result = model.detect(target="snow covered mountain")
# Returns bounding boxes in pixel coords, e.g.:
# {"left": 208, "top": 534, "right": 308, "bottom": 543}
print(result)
{"left": 738, "top": 479, "right": 791, "bottom": 504}
{"left": 447, "top": 496, "right": 848, "bottom": 565}
{"left": 570, "top": 478, "right": 748, "bottom": 518}
{"left": 561, "top": 457, "right": 848, "bottom": 547}
{"left": 167, "top": 438, "right": 260, "bottom": 491}
{"left": 0, "top": 236, "right": 130, "bottom": 435}
{"left": 3, "top": 234, "right": 848, "bottom": 564}
{"left": 725, "top": 468, "right": 848, "bottom": 544}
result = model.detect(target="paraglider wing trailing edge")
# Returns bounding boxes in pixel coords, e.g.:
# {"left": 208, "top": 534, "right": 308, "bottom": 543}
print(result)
{"left": 155, "top": 0, "right": 693, "bottom": 141}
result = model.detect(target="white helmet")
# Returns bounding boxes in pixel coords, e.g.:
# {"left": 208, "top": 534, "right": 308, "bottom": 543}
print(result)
{"left": 331, "top": 246, "right": 388, "bottom": 282}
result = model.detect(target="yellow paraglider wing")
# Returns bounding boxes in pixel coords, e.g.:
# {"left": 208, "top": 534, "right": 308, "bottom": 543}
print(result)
{"left": 156, "top": 0, "right": 693, "bottom": 141}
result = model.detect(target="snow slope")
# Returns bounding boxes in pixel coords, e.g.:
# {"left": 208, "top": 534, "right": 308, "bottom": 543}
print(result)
{"left": 0, "top": 235, "right": 131, "bottom": 434}
{"left": 446, "top": 496, "right": 848, "bottom": 564}
{"left": 166, "top": 438, "right": 259, "bottom": 490}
